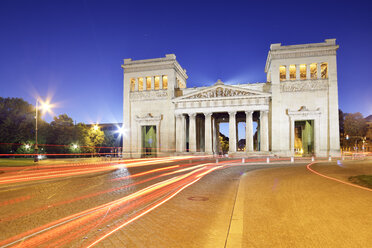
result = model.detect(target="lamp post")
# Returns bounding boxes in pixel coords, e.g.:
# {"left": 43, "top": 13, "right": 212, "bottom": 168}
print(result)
{"left": 34, "top": 100, "right": 39, "bottom": 162}
{"left": 34, "top": 98, "right": 52, "bottom": 162}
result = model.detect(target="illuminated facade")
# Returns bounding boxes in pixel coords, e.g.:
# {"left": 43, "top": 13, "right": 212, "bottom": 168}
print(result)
{"left": 122, "top": 39, "right": 341, "bottom": 158}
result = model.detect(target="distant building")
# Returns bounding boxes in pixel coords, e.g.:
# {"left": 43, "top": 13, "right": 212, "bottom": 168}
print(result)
{"left": 122, "top": 39, "right": 341, "bottom": 158}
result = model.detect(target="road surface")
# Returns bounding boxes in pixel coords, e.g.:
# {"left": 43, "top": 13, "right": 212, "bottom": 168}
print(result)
{"left": 0, "top": 157, "right": 370, "bottom": 247}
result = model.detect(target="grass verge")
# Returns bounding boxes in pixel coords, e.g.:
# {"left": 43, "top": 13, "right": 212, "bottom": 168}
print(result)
{"left": 348, "top": 175, "right": 372, "bottom": 189}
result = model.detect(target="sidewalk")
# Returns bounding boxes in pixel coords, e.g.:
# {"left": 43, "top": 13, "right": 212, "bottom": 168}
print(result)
{"left": 225, "top": 161, "right": 371, "bottom": 248}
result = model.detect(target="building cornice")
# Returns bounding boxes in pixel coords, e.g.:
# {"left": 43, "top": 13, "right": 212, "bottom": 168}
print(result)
{"left": 121, "top": 54, "right": 188, "bottom": 79}
{"left": 265, "top": 39, "right": 339, "bottom": 73}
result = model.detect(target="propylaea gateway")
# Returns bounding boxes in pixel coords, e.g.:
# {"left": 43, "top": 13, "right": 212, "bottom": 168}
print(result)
{"left": 122, "top": 39, "right": 341, "bottom": 158}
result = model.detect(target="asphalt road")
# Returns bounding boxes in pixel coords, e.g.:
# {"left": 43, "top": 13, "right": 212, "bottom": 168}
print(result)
{"left": 0, "top": 157, "right": 369, "bottom": 247}
{"left": 0, "top": 156, "right": 254, "bottom": 247}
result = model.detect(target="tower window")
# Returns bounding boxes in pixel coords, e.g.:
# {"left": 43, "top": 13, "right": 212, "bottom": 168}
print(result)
{"left": 146, "top": 77, "right": 151, "bottom": 90}
{"left": 289, "top": 65, "right": 296, "bottom": 80}
{"left": 300, "top": 64, "right": 306, "bottom": 80}
{"left": 138, "top": 77, "right": 144, "bottom": 91}
{"left": 321, "top": 63, "right": 328, "bottom": 79}
{"left": 310, "top": 63, "right": 317, "bottom": 79}
{"left": 130, "top": 78, "right": 136, "bottom": 91}
{"left": 154, "top": 76, "right": 160, "bottom": 90}
{"left": 279, "top": 66, "right": 286, "bottom": 81}
{"left": 162, "top": 75, "right": 168, "bottom": 89}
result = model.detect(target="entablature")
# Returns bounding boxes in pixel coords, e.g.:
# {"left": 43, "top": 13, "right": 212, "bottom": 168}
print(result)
{"left": 173, "top": 82, "right": 271, "bottom": 103}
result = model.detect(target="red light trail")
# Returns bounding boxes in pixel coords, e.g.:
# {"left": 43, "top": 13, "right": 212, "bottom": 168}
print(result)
{"left": 0, "top": 156, "right": 202, "bottom": 186}
{"left": 0, "top": 158, "right": 240, "bottom": 248}
{"left": 306, "top": 162, "right": 372, "bottom": 192}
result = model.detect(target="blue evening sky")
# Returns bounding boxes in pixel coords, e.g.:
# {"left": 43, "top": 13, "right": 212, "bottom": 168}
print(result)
{"left": 0, "top": 0, "right": 371, "bottom": 139}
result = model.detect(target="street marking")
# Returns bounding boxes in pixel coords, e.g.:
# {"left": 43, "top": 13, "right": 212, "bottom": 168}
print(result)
{"left": 225, "top": 173, "right": 244, "bottom": 248}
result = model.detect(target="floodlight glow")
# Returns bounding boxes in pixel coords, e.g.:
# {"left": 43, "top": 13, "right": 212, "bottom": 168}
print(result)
{"left": 116, "top": 126, "right": 126, "bottom": 135}
{"left": 25, "top": 144, "right": 30, "bottom": 149}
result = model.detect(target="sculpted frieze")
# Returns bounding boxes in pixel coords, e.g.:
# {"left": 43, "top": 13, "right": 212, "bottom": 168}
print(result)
{"left": 184, "top": 86, "right": 256, "bottom": 99}
{"left": 280, "top": 80, "right": 328, "bottom": 92}
{"left": 130, "top": 90, "right": 168, "bottom": 101}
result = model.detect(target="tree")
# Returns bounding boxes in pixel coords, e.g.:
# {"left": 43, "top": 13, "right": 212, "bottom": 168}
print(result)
{"left": 339, "top": 109, "right": 345, "bottom": 136}
{"left": 47, "top": 114, "right": 77, "bottom": 154}
{"left": 84, "top": 126, "right": 104, "bottom": 155}
{"left": 344, "top": 112, "right": 368, "bottom": 150}
{"left": 0, "top": 97, "right": 47, "bottom": 154}
{"left": 219, "top": 133, "right": 229, "bottom": 154}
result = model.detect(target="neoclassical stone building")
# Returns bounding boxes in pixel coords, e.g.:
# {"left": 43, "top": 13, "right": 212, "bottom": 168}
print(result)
{"left": 122, "top": 39, "right": 341, "bottom": 158}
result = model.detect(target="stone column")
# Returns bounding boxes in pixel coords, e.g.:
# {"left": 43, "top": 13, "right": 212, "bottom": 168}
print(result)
{"left": 286, "top": 65, "right": 290, "bottom": 81}
{"left": 260, "top": 110, "right": 269, "bottom": 152}
{"left": 204, "top": 112, "right": 213, "bottom": 154}
{"left": 151, "top": 76, "right": 154, "bottom": 90}
{"left": 216, "top": 120, "right": 220, "bottom": 154}
{"left": 212, "top": 118, "right": 217, "bottom": 154}
{"left": 189, "top": 113, "right": 197, "bottom": 153}
{"left": 296, "top": 64, "right": 300, "bottom": 80}
{"left": 290, "top": 117, "right": 295, "bottom": 156}
{"left": 306, "top": 64, "right": 310, "bottom": 80}
{"left": 159, "top": 76, "right": 163, "bottom": 89}
{"left": 180, "top": 114, "right": 186, "bottom": 152}
{"left": 135, "top": 78, "right": 138, "bottom": 91}
{"left": 245, "top": 111, "right": 253, "bottom": 152}
{"left": 229, "top": 111, "right": 237, "bottom": 153}
{"left": 317, "top": 63, "right": 322, "bottom": 79}
{"left": 175, "top": 114, "right": 182, "bottom": 153}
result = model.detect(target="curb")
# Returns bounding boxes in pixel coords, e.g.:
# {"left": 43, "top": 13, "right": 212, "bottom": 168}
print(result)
{"left": 225, "top": 173, "right": 246, "bottom": 248}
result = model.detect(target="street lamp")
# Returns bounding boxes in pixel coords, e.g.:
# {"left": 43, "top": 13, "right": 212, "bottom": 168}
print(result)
{"left": 116, "top": 126, "right": 125, "bottom": 136}
{"left": 34, "top": 99, "right": 52, "bottom": 162}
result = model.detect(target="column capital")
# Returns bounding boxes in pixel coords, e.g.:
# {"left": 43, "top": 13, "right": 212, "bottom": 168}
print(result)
{"left": 175, "top": 113, "right": 182, "bottom": 118}
{"left": 260, "top": 110, "right": 269, "bottom": 114}
{"left": 203, "top": 112, "right": 212, "bottom": 118}
{"left": 228, "top": 111, "right": 237, "bottom": 116}
{"left": 189, "top": 113, "right": 197, "bottom": 118}
{"left": 245, "top": 110, "right": 253, "bottom": 116}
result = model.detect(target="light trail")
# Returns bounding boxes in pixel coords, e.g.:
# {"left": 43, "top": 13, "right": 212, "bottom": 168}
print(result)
{"left": 0, "top": 156, "right": 202, "bottom": 186}
{"left": 1, "top": 165, "right": 210, "bottom": 247}
{"left": 0, "top": 158, "right": 241, "bottom": 248}
{"left": 0, "top": 164, "right": 194, "bottom": 223}
{"left": 306, "top": 162, "right": 372, "bottom": 192}
{"left": 85, "top": 176, "right": 204, "bottom": 248}
{"left": 0, "top": 165, "right": 120, "bottom": 185}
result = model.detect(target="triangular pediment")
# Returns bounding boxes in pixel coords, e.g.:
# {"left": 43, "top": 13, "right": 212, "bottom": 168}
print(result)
{"left": 174, "top": 84, "right": 270, "bottom": 101}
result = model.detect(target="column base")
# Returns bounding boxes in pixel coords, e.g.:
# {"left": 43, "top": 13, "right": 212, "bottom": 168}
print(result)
{"left": 329, "top": 149, "right": 341, "bottom": 157}
{"left": 228, "top": 151, "right": 273, "bottom": 158}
